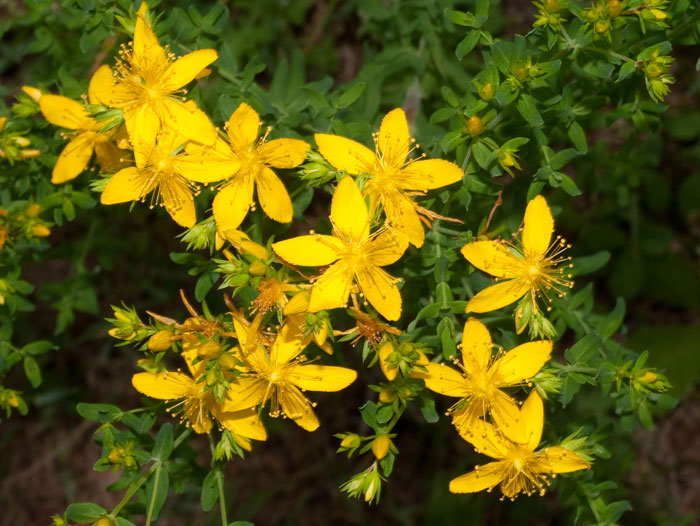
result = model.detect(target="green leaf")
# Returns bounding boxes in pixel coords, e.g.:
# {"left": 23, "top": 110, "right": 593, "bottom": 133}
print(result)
{"left": 229, "top": 522, "right": 255, "bottom": 526}
{"left": 201, "top": 470, "right": 220, "bottom": 511}
{"left": 572, "top": 251, "right": 610, "bottom": 276}
{"left": 23, "top": 356, "right": 41, "bottom": 388}
{"left": 65, "top": 503, "right": 106, "bottom": 522}
{"left": 516, "top": 94, "right": 543, "bottom": 127}
{"left": 567, "top": 121, "right": 588, "bottom": 153}
{"left": 77, "top": 402, "right": 122, "bottom": 423}
{"left": 334, "top": 81, "right": 367, "bottom": 109}
{"left": 376, "top": 404, "right": 394, "bottom": 425}
{"left": 146, "top": 465, "right": 169, "bottom": 522}
{"left": 455, "top": 31, "right": 480, "bottom": 60}
{"left": 596, "top": 298, "right": 626, "bottom": 340}
{"left": 195, "top": 272, "right": 215, "bottom": 302}
{"left": 549, "top": 148, "right": 579, "bottom": 170}
{"left": 152, "top": 423, "right": 174, "bottom": 461}
{"left": 416, "top": 395, "right": 439, "bottom": 423}
{"left": 617, "top": 61, "right": 638, "bottom": 82}
{"left": 565, "top": 333, "right": 602, "bottom": 364}
{"left": 21, "top": 340, "right": 54, "bottom": 356}
{"left": 444, "top": 9, "right": 475, "bottom": 27}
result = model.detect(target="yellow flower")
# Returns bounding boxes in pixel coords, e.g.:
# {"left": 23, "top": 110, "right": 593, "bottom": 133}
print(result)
{"left": 222, "top": 315, "right": 357, "bottom": 431}
{"left": 97, "top": 2, "right": 218, "bottom": 149}
{"left": 412, "top": 318, "right": 551, "bottom": 434}
{"left": 314, "top": 108, "right": 464, "bottom": 247}
{"left": 460, "top": 195, "right": 573, "bottom": 314}
{"left": 132, "top": 353, "right": 267, "bottom": 442}
{"left": 33, "top": 66, "right": 128, "bottom": 183}
{"left": 449, "top": 391, "right": 589, "bottom": 498}
{"left": 100, "top": 127, "right": 238, "bottom": 227}
{"left": 272, "top": 177, "right": 408, "bottom": 320}
{"left": 187, "top": 103, "right": 310, "bottom": 232}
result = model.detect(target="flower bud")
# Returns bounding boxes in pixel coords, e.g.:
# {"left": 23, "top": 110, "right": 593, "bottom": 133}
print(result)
{"left": 94, "top": 517, "right": 114, "bottom": 526}
{"left": 20, "top": 149, "right": 40, "bottom": 159}
{"left": 594, "top": 19, "right": 610, "bottom": 34}
{"left": 478, "top": 83, "right": 495, "bottom": 101}
{"left": 637, "top": 371, "right": 657, "bottom": 383}
{"left": 362, "top": 469, "right": 382, "bottom": 503}
{"left": 21, "top": 86, "right": 42, "bottom": 102}
{"left": 372, "top": 434, "right": 391, "bottom": 460}
{"left": 26, "top": 203, "right": 42, "bottom": 217}
{"left": 378, "top": 388, "right": 396, "bottom": 403}
{"left": 544, "top": 0, "right": 560, "bottom": 11}
{"left": 466, "top": 116, "right": 484, "bottom": 136}
{"left": 248, "top": 260, "right": 267, "bottom": 276}
{"left": 147, "top": 330, "right": 173, "bottom": 351}
{"left": 13, "top": 136, "right": 31, "bottom": 147}
{"left": 644, "top": 63, "right": 663, "bottom": 78}
{"left": 32, "top": 224, "right": 51, "bottom": 237}
{"left": 0, "top": 117, "right": 6, "bottom": 132}
{"left": 606, "top": 0, "right": 621, "bottom": 17}
{"left": 197, "top": 340, "right": 221, "bottom": 357}
{"left": 340, "top": 433, "right": 361, "bottom": 449}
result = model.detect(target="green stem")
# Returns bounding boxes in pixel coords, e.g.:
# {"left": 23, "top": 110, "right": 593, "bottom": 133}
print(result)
{"left": 586, "top": 46, "right": 635, "bottom": 63}
{"left": 208, "top": 434, "right": 228, "bottom": 526}
{"left": 385, "top": 404, "right": 407, "bottom": 433}
{"left": 145, "top": 464, "right": 162, "bottom": 526}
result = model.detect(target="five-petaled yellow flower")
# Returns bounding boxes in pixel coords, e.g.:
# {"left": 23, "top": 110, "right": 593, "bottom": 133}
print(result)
{"left": 449, "top": 391, "right": 589, "bottom": 498}
{"left": 34, "top": 66, "right": 126, "bottom": 183}
{"left": 223, "top": 315, "right": 357, "bottom": 431}
{"left": 461, "top": 195, "right": 573, "bottom": 314}
{"left": 187, "top": 103, "right": 310, "bottom": 232}
{"left": 315, "top": 108, "right": 464, "bottom": 248}
{"left": 132, "top": 347, "right": 267, "bottom": 446}
{"left": 101, "top": 127, "right": 239, "bottom": 227}
{"left": 95, "top": 2, "right": 217, "bottom": 151}
{"left": 412, "top": 318, "right": 551, "bottom": 435}
{"left": 272, "top": 177, "right": 408, "bottom": 321}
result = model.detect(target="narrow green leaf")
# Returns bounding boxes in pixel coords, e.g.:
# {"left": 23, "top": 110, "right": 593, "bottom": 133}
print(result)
{"left": 516, "top": 94, "right": 543, "bottom": 127}
{"left": 152, "top": 423, "right": 174, "bottom": 461}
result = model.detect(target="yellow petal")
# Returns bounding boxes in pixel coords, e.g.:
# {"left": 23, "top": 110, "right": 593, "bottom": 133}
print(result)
{"left": 461, "top": 241, "right": 522, "bottom": 278}
{"left": 398, "top": 159, "right": 464, "bottom": 190}
{"left": 226, "top": 103, "right": 260, "bottom": 151}
{"left": 308, "top": 262, "right": 353, "bottom": 312}
{"left": 378, "top": 341, "right": 397, "bottom": 381}
{"left": 162, "top": 49, "right": 218, "bottom": 91}
{"left": 161, "top": 178, "right": 196, "bottom": 228}
{"left": 88, "top": 64, "right": 115, "bottom": 105}
{"left": 465, "top": 279, "right": 530, "bottom": 313}
{"left": 101, "top": 167, "right": 153, "bottom": 204}
{"left": 366, "top": 229, "right": 408, "bottom": 267}
{"left": 271, "top": 315, "right": 308, "bottom": 365}
{"left": 288, "top": 402, "right": 320, "bottom": 432}
{"left": 124, "top": 103, "right": 160, "bottom": 163}
{"left": 39, "top": 95, "right": 92, "bottom": 130}
{"left": 381, "top": 189, "right": 424, "bottom": 247}
{"left": 163, "top": 98, "right": 216, "bottom": 146}
{"left": 533, "top": 446, "right": 590, "bottom": 474}
{"left": 289, "top": 364, "right": 357, "bottom": 392}
{"left": 256, "top": 166, "right": 293, "bottom": 223}
{"left": 377, "top": 108, "right": 410, "bottom": 168}
{"left": 518, "top": 390, "right": 544, "bottom": 451}
{"left": 258, "top": 138, "right": 310, "bottom": 168}
{"left": 522, "top": 195, "right": 553, "bottom": 257}
{"left": 411, "top": 362, "right": 469, "bottom": 397}
{"left": 174, "top": 153, "right": 240, "bottom": 184}
{"left": 272, "top": 234, "right": 342, "bottom": 266}
{"left": 356, "top": 266, "right": 402, "bottom": 321}
{"left": 460, "top": 318, "right": 492, "bottom": 375}
{"left": 132, "top": 371, "right": 193, "bottom": 399}
{"left": 331, "top": 176, "right": 369, "bottom": 241}
{"left": 103, "top": 80, "right": 136, "bottom": 109}
{"left": 449, "top": 461, "right": 505, "bottom": 493}
{"left": 94, "top": 138, "right": 128, "bottom": 173}
{"left": 212, "top": 175, "right": 254, "bottom": 232}
{"left": 456, "top": 418, "right": 511, "bottom": 459}
{"left": 52, "top": 132, "right": 96, "bottom": 184}
{"left": 218, "top": 408, "right": 267, "bottom": 441}
{"left": 492, "top": 340, "right": 552, "bottom": 385}
{"left": 283, "top": 291, "right": 310, "bottom": 315}
{"left": 490, "top": 390, "right": 524, "bottom": 443}
{"left": 181, "top": 338, "right": 205, "bottom": 378}
{"left": 314, "top": 133, "right": 375, "bottom": 174}
{"left": 222, "top": 377, "right": 267, "bottom": 412}
{"left": 133, "top": 2, "right": 166, "bottom": 68}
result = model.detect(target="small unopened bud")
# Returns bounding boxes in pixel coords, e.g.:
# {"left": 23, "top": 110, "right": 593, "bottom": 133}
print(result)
{"left": 32, "top": 224, "right": 51, "bottom": 237}
{"left": 594, "top": 19, "right": 610, "bottom": 34}
{"left": 638, "top": 371, "right": 657, "bottom": 383}
{"left": 94, "top": 517, "right": 114, "bottom": 526}
{"left": 20, "top": 149, "right": 40, "bottom": 159}
{"left": 340, "top": 433, "right": 361, "bottom": 449}
{"left": 644, "top": 63, "right": 663, "bottom": 78}
{"left": 649, "top": 8, "right": 667, "bottom": 20}
{"left": 466, "top": 116, "right": 484, "bottom": 136}
{"left": 606, "top": 0, "right": 621, "bottom": 17}
{"left": 372, "top": 434, "right": 391, "bottom": 460}
{"left": 13, "top": 136, "right": 31, "bottom": 147}
{"left": 378, "top": 388, "right": 396, "bottom": 403}
{"left": 206, "top": 371, "right": 218, "bottom": 386}
{"left": 21, "top": 86, "right": 42, "bottom": 102}
{"left": 478, "top": 83, "right": 495, "bottom": 101}
{"left": 147, "top": 330, "right": 173, "bottom": 351}
{"left": 197, "top": 340, "right": 221, "bottom": 357}
{"left": 26, "top": 203, "right": 41, "bottom": 217}
{"left": 0, "top": 117, "right": 6, "bottom": 132}
{"left": 249, "top": 260, "right": 267, "bottom": 276}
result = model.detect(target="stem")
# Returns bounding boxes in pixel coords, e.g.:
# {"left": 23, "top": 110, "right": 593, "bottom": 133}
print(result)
{"left": 145, "top": 464, "right": 162, "bottom": 526}
{"left": 208, "top": 434, "right": 228, "bottom": 526}
{"left": 586, "top": 46, "right": 635, "bottom": 63}
{"left": 385, "top": 404, "right": 407, "bottom": 433}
